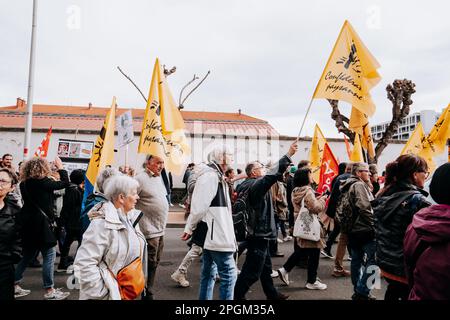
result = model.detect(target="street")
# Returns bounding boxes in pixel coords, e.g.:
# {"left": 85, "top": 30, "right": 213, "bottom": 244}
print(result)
{"left": 17, "top": 227, "right": 387, "bottom": 300}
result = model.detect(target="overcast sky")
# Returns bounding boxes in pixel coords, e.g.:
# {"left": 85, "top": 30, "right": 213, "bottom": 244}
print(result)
{"left": 1, "top": 0, "right": 449, "bottom": 138}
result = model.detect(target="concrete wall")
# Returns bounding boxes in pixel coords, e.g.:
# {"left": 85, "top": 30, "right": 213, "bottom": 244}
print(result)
{"left": 1, "top": 130, "right": 447, "bottom": 188}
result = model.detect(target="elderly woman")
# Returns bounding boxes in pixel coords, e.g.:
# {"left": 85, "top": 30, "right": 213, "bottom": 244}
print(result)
{"left": 14, "top": 157, "right": 71, "bottom": 300}
{"left": 80, "top": 167, "right": 119, "bottom": 236}
{"left": 74, "top": 175, "right": 147, "bottom": 300}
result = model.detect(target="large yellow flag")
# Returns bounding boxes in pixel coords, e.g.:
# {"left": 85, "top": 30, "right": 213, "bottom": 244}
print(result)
{"left": 418, "top": 104, "right": 450, "bottom": 173}
{"left": 401, "top": 122, "right": 426, "bottom": 156}
{"left": 313, "top": 20, "right": 381, "bottom": 117}
{"left": 138, "top": 58, "right": 190, "bottom": 175}
{"left": 349, "top": 107, "right": 375, "bottom": 158}
{"left": 83, "top": 97, "right": 116, "bottom": 203}
{"left": 309, "top": 124, "right": 327, "bottom": 183}
{"left": 350, "top": 134, "right": 364, "bottom": 162}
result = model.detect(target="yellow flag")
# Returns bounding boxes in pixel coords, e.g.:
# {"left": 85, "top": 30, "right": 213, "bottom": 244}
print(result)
{"left": 350, "top": 134, "right": 364, "bottom": 162}
{"left": 401, "top": 122, "right": 426, "bottom": 156}
{"left": 138, "top": 58, "right": 190, "bottom": 175}
{"left": 84, "top": 97, "right": 116, "bottom": 197}
{"left": 313, "top": 20, "right": 381, "bottom": 117}
{"left": 349, "top": 107, "right": 375, "bottom": 158}
{"left": 309, "top": 124, "right": 327, "bottom": 183}
{"left": 418, "top": 104, "right": 450, "bottom": 173}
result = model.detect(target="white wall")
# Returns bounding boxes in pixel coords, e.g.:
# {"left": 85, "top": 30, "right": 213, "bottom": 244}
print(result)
{"left": 1, "top": 130, "right": 447, "bottom": 187}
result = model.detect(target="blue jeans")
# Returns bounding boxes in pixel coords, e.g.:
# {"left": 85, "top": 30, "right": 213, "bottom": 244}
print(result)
{"left": 349, "top": 238, "right": 378, "bottom": 297}
{"left": 15, "top": 246, "right": 56, "bottom": 289}
{"left": 199, "top": 249, "right": 237, "bottom": 300}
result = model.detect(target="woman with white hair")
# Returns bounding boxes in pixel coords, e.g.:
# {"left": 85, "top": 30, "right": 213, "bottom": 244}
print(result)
{"left": 74, "top": 175, "right": 147, "bottom": 300}
{"left": 80, "top": 167, "right": 119, "bottom": 236}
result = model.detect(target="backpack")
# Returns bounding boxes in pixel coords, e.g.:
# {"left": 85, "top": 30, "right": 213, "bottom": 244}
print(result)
{"left": 232, "top": 186, "right": 251, "bottom": 242}
{"left": 335, "top": 182, "right": 358, "bottom": 234}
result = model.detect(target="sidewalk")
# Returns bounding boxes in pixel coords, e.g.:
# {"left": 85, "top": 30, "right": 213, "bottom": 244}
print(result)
{"left": 167, "top": 205, "right": 186, "bottom": 228}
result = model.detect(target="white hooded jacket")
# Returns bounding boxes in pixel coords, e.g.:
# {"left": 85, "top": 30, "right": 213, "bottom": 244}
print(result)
{"left": 73, "top": 201, "right": 147, "bottom": 300}
{"left": 184, "top": 162, "right": 237, "bottom": 252}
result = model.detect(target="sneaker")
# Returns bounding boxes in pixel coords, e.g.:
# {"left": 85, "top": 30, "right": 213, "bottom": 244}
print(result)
{"left": 66, "top": 265, "right": 74, "bottom": 274}
{"left": 44, "top": 288, "right": 70, "bottom": 300}
{"left": 320, "top": 249, "right": 334, "bottom": 259}
{"left": 169, "top": 203, "right": 174, "bottom": 207}
{"left": 271, "top": 270, "right": 279, "bottom": 278}
{"left": 14, "top": 286, "right": 31, "bottom": 298}
{"left": 347, "top": 256, "right": 352, "bottom": 261}
{"left": 283, "top": 236, "right": 293, "bottom": 242}
{"left": 351, "top": 292, "right": 376, "bottom": 300}
{"left": 179, "top": 203, "right": 186, "bottom": 209}
{"left": 56, "top": 264, "right": 68, "bottom": 273}
{"left": 171, "top": 270, "right": 190, "bottom": 288}
{"left": 332, "top": 269, "right": 351, "bottom": 277}
{"left": 276, "top": 238, "right": 284, "bottom": 244}
{"left": 305, "top": 280, "right": 327, "bottom": 290}
{"left": 277, "top": 268, "right": 290, "bottom": 286}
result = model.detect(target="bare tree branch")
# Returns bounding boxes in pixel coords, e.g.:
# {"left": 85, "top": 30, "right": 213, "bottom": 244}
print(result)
{"left": 328, "top": 99, "right": 356, "bottom": 142}
{"left": 374, "top": 79, "right": 416, "bottom": 160}
{"left": 179, "top": 71, "right": 211, "bottom": 110}
{"left": 163, "top": 65, "right": 177, "bottom": 77}
{"left": 179, "top": 74, "right": 199, "bottom": 108}
{"left": 117, "top": 66, "right": 148, "bottom": 103}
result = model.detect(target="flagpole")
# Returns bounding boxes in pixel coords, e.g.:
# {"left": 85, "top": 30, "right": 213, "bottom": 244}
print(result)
{"left": 296, "top": 96, "right": 314, "bottom": 140}
{"left": 23, "top": 0, "right": 38, "bottom": 160}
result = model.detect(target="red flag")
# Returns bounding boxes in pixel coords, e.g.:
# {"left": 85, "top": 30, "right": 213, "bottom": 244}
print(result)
{"left": 343, "top": 134, "right": 352, "bottom": 160}
{"left": 34, "top": 126, "right": 52, "bottom": 158}
{"left": 317, "top": 143, "right": 339, "bottom": 194}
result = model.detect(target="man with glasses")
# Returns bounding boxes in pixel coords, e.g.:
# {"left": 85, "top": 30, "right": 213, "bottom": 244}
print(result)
{"left": 234, "top": 142, "right": 298, "bottom": 300}
{"left": 339, "top": 162, "right": 378, "bottom": 300}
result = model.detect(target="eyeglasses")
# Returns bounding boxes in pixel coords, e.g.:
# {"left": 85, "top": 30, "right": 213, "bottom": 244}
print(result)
{"left": 418, "top": 171, "right": 430, "bottom": 179}
{"left": 358, "top": 169, "right": 369, "bottom": 173}
{"left": 0, "top": 179, "right": 12, "bottom": 187}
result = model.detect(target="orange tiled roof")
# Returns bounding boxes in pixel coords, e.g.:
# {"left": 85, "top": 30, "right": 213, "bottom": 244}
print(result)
{"left": 0, "top": 101, "right": 278, "bottom": 136}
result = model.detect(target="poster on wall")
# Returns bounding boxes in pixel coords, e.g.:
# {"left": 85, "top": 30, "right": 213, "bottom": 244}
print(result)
{"left": 57, "top": 139, "right": 94, "bottom": 173}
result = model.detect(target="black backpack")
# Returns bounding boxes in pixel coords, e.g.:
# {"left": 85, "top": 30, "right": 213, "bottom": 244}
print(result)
{"left": 335, "top": 182, "right": 358, "bottom": 234}
{"left": 232, "top": 186, "right": 252, "bottom": 242}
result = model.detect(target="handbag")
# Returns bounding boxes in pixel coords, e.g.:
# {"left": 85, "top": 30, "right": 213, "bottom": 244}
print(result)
{"left": 107, "top": 243, "right": 145, "bottom": 300}
{"left": 293, "top": 197, "right": 321, "bottom": 241}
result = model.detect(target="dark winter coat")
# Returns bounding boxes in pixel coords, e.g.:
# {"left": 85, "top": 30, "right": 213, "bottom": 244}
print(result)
{"left": 404, "top": 204, "right": 450, "bottom": 300}
{"left": 0, "top": 197, "right": 22, "bottom": 265}
{"left": 17, "top": 170, "right": 70, "bottom": 249}
{"left": 236, "top": 155, "right": 292, "bottom": 239}
{"left": 60, "top": 183, "right": 83, "bottom": 231}
{"left": 372, "top": 180, "right": 430, "bottom": 278}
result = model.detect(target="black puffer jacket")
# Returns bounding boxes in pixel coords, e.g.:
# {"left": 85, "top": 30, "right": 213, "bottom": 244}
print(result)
{"left": 236, "top": 155, "right": 292, "bottom": 239}
{"left": 0, "top": 197, "right": 22, "bottom": 265}
{"left": 372, "top": 180, "right": 431, "bottom": 277}
{"left": 60, "top": 183, "right": 83, "bottom": 231}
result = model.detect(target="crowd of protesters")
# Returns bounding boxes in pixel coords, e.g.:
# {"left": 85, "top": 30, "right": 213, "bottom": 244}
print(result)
{"left": 1, "top": 149, "right": 449, "bottom": 301}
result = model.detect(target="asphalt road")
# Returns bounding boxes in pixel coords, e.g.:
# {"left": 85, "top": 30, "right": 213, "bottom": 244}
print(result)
{"left": 17, "top": 227, "right": 387, "bottom": 300}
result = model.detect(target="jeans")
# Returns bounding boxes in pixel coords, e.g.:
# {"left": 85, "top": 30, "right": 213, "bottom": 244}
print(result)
{"left": 349, "top": 238, "right": 378, "bottom": 297}
{"left": 199, "top": 249, "right": 236, "bottom": 300}
{"left": 0, "top": 263, "right": 15, "bottom": 300}
{"left": 15, "top": 246, "right": 56, "bottom": 289}
{"left": 234, "top": 238, "right": 279, "bottom": 300}
{"left": 283, "top": 246, "right": 320, "bottom": 284}
{"left": 275, "top": 215, "right": 287, "bottom": 238}
{"left": 177, "top": 243, "right": 203, "bottom": 274}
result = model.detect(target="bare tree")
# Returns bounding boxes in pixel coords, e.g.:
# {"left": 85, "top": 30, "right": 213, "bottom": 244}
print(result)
{"left": 328, "top": 79, "right": 416, "bottom": 164}
{"left": 117, "top": 65, "right": 210, "bottom": 110}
